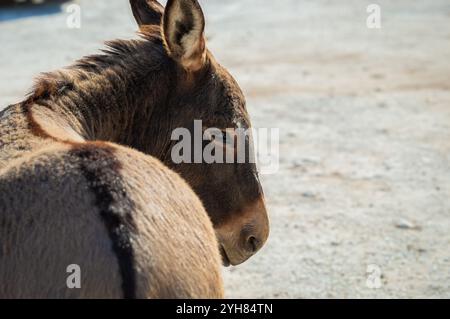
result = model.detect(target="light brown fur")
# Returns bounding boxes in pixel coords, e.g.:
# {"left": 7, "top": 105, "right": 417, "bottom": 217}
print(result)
{"left": 0, "top": 141, "right": 223, "bottom": 298}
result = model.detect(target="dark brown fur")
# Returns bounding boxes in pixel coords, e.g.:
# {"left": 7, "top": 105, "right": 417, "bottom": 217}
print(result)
{"left": 69, "top": 143, "right": 138, "bottom": 299}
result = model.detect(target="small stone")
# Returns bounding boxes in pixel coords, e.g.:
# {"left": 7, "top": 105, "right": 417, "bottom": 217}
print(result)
{"left": 395, "top": 219, "right": 422, "bottom": 231}
{"left": 302, "top": 192, "right": 316, "bottom": 199}
{"left": 407, "top": 245, "right": 427, "bottom": 253}
{"left": 291, "top": 161, "right": 303, "bottom": 169}
{"left": 330, "top": 241, "right": 340, "bottom": 246}
{"left": 371, "top": 73, "right": 385, "bottom": 79}
{"left": 287, "top": 132, "right": 297, "bottom": 138}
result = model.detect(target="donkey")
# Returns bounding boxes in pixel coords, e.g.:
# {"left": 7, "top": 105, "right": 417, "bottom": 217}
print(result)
{"left": 0, "top": 0, "right": 269, "bottom": 298}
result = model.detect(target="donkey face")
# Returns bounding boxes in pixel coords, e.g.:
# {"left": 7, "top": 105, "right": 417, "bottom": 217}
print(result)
{"left": 166, "top": 61, "right": 270, "bottom": 267}
{"left": 131, "top": 0, "right": 269, "bottom": 266}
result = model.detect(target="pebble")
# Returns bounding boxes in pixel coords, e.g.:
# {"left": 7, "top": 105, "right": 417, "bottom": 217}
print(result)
{"left": 302, "top": 192, "right": 316, "bottom": 199}
{"left": 395, "top": 219, "right": 422, "bottom": 231}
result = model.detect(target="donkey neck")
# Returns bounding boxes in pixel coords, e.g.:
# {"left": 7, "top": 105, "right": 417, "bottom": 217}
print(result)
{"left": 27, "top": 38, "right": 177, "bottom": 158}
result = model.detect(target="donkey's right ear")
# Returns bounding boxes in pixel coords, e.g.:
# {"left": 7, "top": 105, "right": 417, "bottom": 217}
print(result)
{"left": 130, "top": 0, "right": 164, "bottom": 27}
{"left": 162, "top": 0, "right": 206, "bottom": 72}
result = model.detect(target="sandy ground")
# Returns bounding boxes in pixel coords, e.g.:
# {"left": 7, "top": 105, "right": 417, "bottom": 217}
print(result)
{"left": 1, "top": 0, "right": 449, "bottom": 298}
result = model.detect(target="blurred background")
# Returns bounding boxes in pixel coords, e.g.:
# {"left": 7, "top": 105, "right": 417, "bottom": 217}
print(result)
{"left": 1, "top": 0, "right": 449, "bottom": 298}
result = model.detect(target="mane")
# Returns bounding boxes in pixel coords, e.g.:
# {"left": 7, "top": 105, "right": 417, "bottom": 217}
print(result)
{"left": 26, "top": 26, "right": 166, "bottom": 104}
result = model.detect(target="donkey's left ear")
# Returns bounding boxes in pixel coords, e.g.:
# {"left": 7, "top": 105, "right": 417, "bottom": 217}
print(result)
{"left": 130, "top": 0, "right": 164, "bottom": 27}
{"left": 163, "top": 0, "right": 207, "bottom": 72}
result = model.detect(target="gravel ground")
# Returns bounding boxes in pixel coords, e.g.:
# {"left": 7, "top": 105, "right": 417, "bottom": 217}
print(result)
{"left": 1, "top": 0, "right": 449, "bottom": 298}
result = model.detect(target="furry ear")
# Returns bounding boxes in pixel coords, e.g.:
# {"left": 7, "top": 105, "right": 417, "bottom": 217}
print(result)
{"left": 162, "top": 0, "right": 207, "bottom": 72}
{"left": 130, "top": 0, "right": 164, "bottom": 27}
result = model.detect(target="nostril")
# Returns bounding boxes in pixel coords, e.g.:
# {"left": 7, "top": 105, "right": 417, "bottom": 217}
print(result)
{"left": 247, "top": 236, "right": 260, "bottom": 253}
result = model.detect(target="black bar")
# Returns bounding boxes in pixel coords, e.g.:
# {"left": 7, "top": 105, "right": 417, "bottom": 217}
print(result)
{"left": 0, "top": 299, "right": 448, "bottom": 318}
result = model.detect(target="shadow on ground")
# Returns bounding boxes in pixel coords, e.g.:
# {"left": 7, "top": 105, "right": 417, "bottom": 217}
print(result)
{"left": 0, "top": 0, "right": 72, "bottom": 22}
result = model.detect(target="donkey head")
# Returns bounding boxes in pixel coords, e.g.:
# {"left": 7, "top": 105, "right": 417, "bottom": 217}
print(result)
{"left": 131, "top": 0, "right": 269, "bottom": 266}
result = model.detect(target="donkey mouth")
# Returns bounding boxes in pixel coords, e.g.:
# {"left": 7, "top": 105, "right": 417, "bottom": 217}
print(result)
{"left": 220, "top": 245, "right": 231, "bottom": 267}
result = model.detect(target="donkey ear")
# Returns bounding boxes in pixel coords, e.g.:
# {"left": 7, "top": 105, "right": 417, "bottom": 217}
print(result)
{"left": 130, "top": 0, "right": 164, "bottom": 27}
{"left": 163, "top": 0, "right": 207, "bottom": 72}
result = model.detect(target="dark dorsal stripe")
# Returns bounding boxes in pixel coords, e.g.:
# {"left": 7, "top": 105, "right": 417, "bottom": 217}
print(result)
{"left": 68, "top": 143, "right": 137, "bottom": 299}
